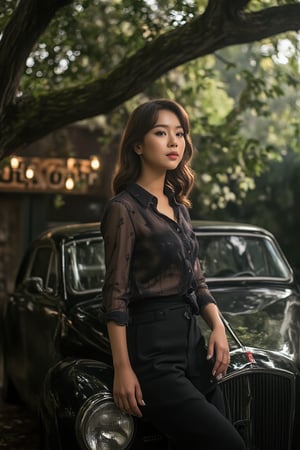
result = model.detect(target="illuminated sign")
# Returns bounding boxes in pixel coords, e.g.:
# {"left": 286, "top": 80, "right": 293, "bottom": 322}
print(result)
{"left": 0, "top": 157, "right": 100, "bottom": 194}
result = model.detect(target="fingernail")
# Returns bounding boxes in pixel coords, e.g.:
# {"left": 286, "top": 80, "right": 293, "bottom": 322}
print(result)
{"left": 207, "top": 354, "right": 212, "bottom": 360}
{"left": 141, "top": 400, "right": 146, "bottom": 406}
{"left": 216, "top": 374, "right": 223, "bottom": 381}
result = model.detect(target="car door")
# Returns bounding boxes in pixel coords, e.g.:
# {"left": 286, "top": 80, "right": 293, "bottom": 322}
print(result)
{"left": 11, "top": 241, "right": 62, "bottom": 408}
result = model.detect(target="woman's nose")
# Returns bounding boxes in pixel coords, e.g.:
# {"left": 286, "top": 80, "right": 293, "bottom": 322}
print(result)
{"left": 167, "top": 136, "right": 178, "bottom": 147}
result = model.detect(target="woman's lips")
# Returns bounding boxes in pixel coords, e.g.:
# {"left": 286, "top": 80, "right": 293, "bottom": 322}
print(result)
{"left": 166, "top": 152, "right": 179, "bottom": 160}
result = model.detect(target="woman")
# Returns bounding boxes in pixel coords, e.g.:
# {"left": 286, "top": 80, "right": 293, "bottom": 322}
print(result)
{"left": 101, "top": 99, "right": 245, "bottom": 450}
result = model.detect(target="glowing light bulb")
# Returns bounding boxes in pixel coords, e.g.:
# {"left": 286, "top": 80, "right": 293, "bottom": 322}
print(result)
{"left": 65, "top": 176, "right": 75, "bottom": 190}
{"left": 90, "top": 155, "right": 100, "bottom": 170}
{"left": 25, "top": 166, "right": 35, "bottom": 180}
{"left": 67, "top": 158, "right": 76, "bottom": 170}
{"left": 10, "top": 157, "right": 20, "bottom": 169}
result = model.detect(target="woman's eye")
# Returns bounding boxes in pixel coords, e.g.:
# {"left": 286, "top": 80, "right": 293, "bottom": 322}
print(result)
{"left": 177, "top": 132, "right": 185, "bottom": 137}
{"left": 155, "top": 130, "right": 166, "bottom": 136}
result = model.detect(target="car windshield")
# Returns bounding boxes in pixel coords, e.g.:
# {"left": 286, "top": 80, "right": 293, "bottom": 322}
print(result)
{"left": 196, "top": 233, "right": 291, "bottom": 280}
{"left": 64, "top": 238, "right": 105, "bottom": 293}
{"left": 64, "top": 231, "right": 292, "bottom": 295}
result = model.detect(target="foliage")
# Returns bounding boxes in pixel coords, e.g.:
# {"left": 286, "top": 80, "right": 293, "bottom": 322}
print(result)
{"left": 0, "top": 0, "right": 300, "bottom": 214}
{"left": 145, "top": 38, "right": 299, "bottom": 214}
{"left": 1, "top": 1, "right": 300, "bottom": 150}
{"left": 219, "top": 150, "right": 300, "bottom": 271}
{"left": 15, "top": 0, "right": 207, "bottom": 94}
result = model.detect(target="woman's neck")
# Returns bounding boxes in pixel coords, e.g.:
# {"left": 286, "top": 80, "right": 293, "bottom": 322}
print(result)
{"left": 136, "top": 175, "right": 165, "bottom": 199}
{"left": 136, "top": 179, "right": 176, "bottom": 221}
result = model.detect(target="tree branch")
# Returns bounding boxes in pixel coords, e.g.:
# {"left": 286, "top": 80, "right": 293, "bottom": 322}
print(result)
{"left": 0, "top": 0, "right": 72, "bottom": 114}
{"left": 0, "top": 1, "right": 300, "bottom": 158}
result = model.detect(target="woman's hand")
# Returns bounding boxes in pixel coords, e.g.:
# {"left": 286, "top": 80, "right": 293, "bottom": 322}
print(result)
{"left": 107, "top": 321, "right": 145, "bottom": 417}
{"left": 113, "top": 364, "right": 145, "bottom": 417}
{"left": 207, "top": 324, "right": 230, "bottom": 380}
{"left": 201, "top": 303, "right": 230, "bottom": 380}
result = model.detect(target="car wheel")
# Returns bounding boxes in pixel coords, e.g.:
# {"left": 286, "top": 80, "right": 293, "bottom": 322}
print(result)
{"left": 0, "top": 339, "right": 20, "bottom": 404}
{"left": 0, "top": 338, "right": 4, "bottom": 397}
{"left": 38, "top": 419, "right": 49, "bottom": 450}
{"left": 38, "top": 413, "right": 64, "bottom": 450}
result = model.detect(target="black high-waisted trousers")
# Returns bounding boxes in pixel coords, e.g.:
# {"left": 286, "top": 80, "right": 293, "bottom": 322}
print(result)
{"left": 127, "top": 296, "right": 246, "bottom": 450}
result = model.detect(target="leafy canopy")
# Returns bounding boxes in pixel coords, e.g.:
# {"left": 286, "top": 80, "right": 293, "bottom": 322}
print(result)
{"left": 0, "top": 0, "right": 299, "bottom": 212}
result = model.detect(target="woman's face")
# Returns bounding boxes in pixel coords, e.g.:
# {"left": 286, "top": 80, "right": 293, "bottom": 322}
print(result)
{"left": 136, "top": 109, "right": 186, "bottom": 174}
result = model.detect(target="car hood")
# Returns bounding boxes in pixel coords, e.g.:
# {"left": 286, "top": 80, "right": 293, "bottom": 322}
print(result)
{"left": 64, "top": 287, "right": 300, "bottom": 369}
{"left": 210, "top": 285, "right": 300, "bottom": 366}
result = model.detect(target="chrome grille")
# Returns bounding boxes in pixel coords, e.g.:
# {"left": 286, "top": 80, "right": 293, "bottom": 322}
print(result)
{"left": 220, "top": 370, "right": 295, "bottom": 450}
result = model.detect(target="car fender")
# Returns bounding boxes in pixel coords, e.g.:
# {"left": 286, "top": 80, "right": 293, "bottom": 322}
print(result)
{"left": 40, "top": 358, "right": 114, "bottom": 449}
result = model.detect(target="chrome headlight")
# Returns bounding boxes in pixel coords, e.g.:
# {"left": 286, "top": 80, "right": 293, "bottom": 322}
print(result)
{"left": 76, "top": 393, "right": 134, "bottom": 450}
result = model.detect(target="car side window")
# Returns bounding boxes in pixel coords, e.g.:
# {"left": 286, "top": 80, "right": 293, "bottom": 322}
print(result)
{"left": 28, "top": 246, "right": 58, "bottom": 293}
{"left": 197, "top": 234, "right": 291, "bottom": 279}
{"left": 244, "top": 239, "right": 266, "bottom": 275}
{"left": 65, "top": 238, "right": 105, "bottom": 293}
{"left": 47, "top": 252, "right": 58, "bottom": 292}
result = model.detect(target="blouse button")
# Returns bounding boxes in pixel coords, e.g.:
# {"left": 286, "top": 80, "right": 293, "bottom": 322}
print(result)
{"left": 176, "top": 227, "right": 180, "bottom": 233}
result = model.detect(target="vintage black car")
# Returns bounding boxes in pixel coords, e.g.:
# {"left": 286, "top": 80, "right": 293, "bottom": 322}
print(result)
{"left": 1, "top": 221, "right": 300, "bottom": 450}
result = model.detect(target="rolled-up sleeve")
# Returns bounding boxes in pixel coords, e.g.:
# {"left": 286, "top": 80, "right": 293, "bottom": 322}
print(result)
{"left": 101, "top": 200, "right": 135, "bottom": 325}
{"left": 193, "top": 258, "right": 216, "bottom": 310}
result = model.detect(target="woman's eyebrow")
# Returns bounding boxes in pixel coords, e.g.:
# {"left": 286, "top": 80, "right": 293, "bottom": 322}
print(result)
{"left": 152, "top": 124, "right": 184, "bottom": 129}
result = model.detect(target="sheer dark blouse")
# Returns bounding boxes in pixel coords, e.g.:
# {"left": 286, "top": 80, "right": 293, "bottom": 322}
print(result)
{"left": 100, "top": 183, "right": 216, "bottom": 325}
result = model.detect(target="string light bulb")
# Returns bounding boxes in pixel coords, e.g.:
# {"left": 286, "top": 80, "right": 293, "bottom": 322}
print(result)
{"left": 67, "top": 157, "right": 76, "bottom": 170}
{"left": 90, "top": 155, "right": 100, "bottom": 171}
{"left": 65, "top": 175, "right": 75, "bottom": 190}
{"left": 10, "top": 156, "right": 20, "bottom": 169}
{"left": 25, "top": 166, "right": 35, "bottom": 180}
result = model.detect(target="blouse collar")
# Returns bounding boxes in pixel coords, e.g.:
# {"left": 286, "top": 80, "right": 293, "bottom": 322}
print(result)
{"left": 126, "top": 183, "right": 178, "bottom": 208}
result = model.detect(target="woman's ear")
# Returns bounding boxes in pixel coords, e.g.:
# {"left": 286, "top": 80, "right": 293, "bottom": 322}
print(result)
{"left": 134, "top": 143, "right": 142, "bottom": 155}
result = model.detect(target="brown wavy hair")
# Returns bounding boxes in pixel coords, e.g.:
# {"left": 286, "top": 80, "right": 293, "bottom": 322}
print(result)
{"left": 113, "top": 99, "right": 195, "bottom": 207}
